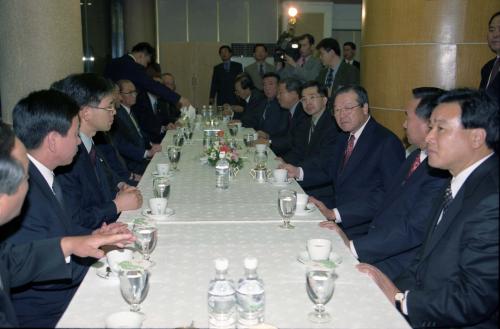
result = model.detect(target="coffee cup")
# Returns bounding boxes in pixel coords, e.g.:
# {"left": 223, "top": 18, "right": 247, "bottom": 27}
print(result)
{"left": 156, "top": 163, "right": 170, "bottom": 176}
{"left": 273, "top": 169, "right": 288, "bottom": 183}
{"left": 149, "top": 197, "right": 167, "bottom": 215}
{"left": 106, "top": 248, "right": 134, "bottom": 273}
{"left": 307, "top": 238, "right": 332, "bottom": 261}
{"left": 105, "top": 311, "right": 144, "bottom": 328}
{"left": 296, "top": 193, "right": 308, "bottom": 212}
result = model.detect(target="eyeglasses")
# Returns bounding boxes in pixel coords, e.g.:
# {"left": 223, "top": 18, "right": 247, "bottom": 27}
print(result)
{"left": 300, "top": 94, "right": 324, "bottom": 103}
{"left": 333, "top": 104, "right": 361, "bottom": 115}
{"left": 120, "top": 90, "right": 138, "bottom": 96}
{"left": 91, "top": 104, "right": 116, "bottom": 112}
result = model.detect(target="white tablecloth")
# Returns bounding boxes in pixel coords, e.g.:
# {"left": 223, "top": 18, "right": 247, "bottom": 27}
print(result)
{"left": 57, "top": 127, "right": 411, "bottom": 329}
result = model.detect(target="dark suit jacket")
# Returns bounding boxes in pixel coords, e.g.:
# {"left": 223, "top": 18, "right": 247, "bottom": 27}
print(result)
{"left": 479, "top": 57, "right": 500, "bottom": 109}
{"left": 0, "top": 239, "right": 72, "bottom": 327}
{"left": 1, "top": 162, "right": 90, "bottom": 327}
{"left": 209, "top": 61, "right": 243, "bottom": 106}
{"left": 255, "top": 98, "right": 289, "bottom": 139}
{"left": 317, "top": 61, "right": 360, "bottom": 97}
{"left": 290, "top": 110, "right": 339, "bottom": 204}
{"left": 270, "top": 102, "right": 310, "bottom": 157}
{"left": 302, "top": 117, "right": 405, "bottom": 239}
{"left": 132, "top": 92, "right": 165, "bottom": 144}
{"left": 395, "top": 155, "right": 499, "bottom": 328}
{"left": 104, "top": 54, "right": 180, "bottom": 104}
{"left": 345, "top": 59, "right": 360, "bottom": 70}
{"left": 111, "top": 105, "right": 150, "bottom": 174}
{"left": 240, "top": 89, "right": 265, "bottom": 125}
{"left": 353, "top": 150, "right": 449, "bottom": 280}
{"left": 56, "top": 144, "right": 118, "bottom": 230}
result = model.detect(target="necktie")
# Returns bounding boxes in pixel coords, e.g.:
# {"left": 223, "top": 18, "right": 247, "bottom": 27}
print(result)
{"left": 224, "top": 62, "right": 230, "bottom": 72}
{"left": 259, "top": 63, "right": 264, "bottom": 77}
{"left": 89, "top": 144, "right": 97, "bottom": 167}
{"left": 342, "top": 134, "right": 355, "bottom": 169}
{"left": 308, "top": 121, "right": 315, "bottom": 143}
{"left": 325, "top": 68, "right": 334, "bottom": 88}
{"left": 128, "top": 111, "right": 143, "bottom": 137}
{"left": 487, "top": 57, "right": 500, "bottom": 88}
{"left": 406, "top": 154, "right": 421, "bottom": 179}
{"left": 435, "top": 183, "right": 453, "bottom": 227}
{"left": 52, "top": 176, "right": 65, "bottom": 209}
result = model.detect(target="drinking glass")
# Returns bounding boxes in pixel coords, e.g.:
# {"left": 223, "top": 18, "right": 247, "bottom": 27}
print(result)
{"left": 153, "top": 176, "right": 170, "bottom": 199}
{"left": 119, "top": 268, "right": 150, "bottom": 312}
{"left": 133, "top": 224, "right": 158, "bottom": 265}
{"left": 168, "top": 146, "right": 181, "bottom": 171}
{"left": 306, "top": 267, "right": 337, "bottom": 323}
{"left": 243, "top": 133, "right": 255, "bottom": 155}
{"left": 184, "top": 125, "right": 194, "bottom": 144}
{"left": 228, "top": 124, "right": 238, "bottom": 138}
{"left": 277, "top": 189, "right": 297, "bottom": 229}
{"left": 173, "top": 133, "right": 185, "bottom": 147}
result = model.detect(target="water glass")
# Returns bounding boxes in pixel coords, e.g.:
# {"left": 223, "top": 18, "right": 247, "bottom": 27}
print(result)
{"left": 173, "top": 132, "right": 184, "bottom": 147}
{"left": 168, "top": 146, "right": 181, "bottom": 171}
{"left": 119, "top": 269, "right": 150, "bottom": 312}
{"left": 228, "top": 124, "right": 238, "bottom": 138}
{"left": 306, "top": 268, "right": 337, "bottom": 323}
{"left": 153, "top": 176, "right": 170, "bottom": 199}
{"left": 133, "top": 224, "right": 158, "bottom": 264}
{"left": 277, "top": 189, "right": 297, "bottom": 229}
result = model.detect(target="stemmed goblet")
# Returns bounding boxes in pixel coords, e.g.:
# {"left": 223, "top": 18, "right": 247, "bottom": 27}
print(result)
{"left": 119, "top": 268, "right": 150, "bottom": 313}
{"left": 133, "top": 224, "right": 158, "bottom": 266}
{"left": 306, "top": 267, "right": 337, "bottom": 323}
{"left": 277, "top": 189, "right": 296, "bottom": 229}
{"left": 153, "top": 176, "right": 170, "bottom": 199}
{"left": 168, "top": 146, "right": 181, "bottom": 171}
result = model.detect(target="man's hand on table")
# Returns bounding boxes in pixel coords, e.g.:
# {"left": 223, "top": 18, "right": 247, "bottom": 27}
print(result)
{"left": 357, "top": 263, "right": 401, "bottom": 306}
{"left": 60, "top": 232, "right": 136, "bottom": 259}
{"left": 278, "top": 163, "right": 300, "bottom": 178}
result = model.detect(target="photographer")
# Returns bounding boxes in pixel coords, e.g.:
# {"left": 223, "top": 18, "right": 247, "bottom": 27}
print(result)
{"left": 276, "top": 33, "right": 322, "bottom": 83}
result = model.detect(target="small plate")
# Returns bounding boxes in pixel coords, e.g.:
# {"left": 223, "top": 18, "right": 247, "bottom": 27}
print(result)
{"left": 142, "top": 208, "right": 175, "bottom": 220}
{"left": 297, "top": 250, "right": 343, "bottom": 267}
{"left": 295, "top": 203, "right": 317, "bottom": 216}
{"left": 267, "top": 177, "right": 293, "bottom": 187}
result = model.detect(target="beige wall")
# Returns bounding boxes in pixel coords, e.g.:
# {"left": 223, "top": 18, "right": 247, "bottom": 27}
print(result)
{"left": 0, "top": 0, "right": 83, "bottom": 123}
{"left": 123, "top": 0, "right": 156, "bottom": 52}
{"left": 362, "top": 0, "right": 500, "bottom": 141}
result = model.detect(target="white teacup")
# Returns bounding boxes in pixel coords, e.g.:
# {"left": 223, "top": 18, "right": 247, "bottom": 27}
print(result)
{"left": 307, "top": 239, "right": 332, "bottom": 261}
{"left": 105, "top": 311, "right": 144, "bottom": 328}
{"left": 255, "top": 143, "right": 267, "bottom": 153}
{"left": 296, "top": 193, "right": 308, "bottom": 212}
{"left": 273, "top": 169, "right": 288, "bottom": 183}
{"left": 149, "top": 197, "right": 167, "bottom": 215}
{"left": 156, "top": 163, "right": 170, "bottom": 176}
{"left": 106, "top": 249, "right": 134, "bottom": 273}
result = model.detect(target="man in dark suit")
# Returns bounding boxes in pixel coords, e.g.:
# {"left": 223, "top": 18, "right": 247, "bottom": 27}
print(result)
{"left": 270, "top": 78, "right": 310, "bottom": 157}
{"left": 283, "top": 85, "right": 405, "bottom": 238}
{"left": 315, "top": 87, "right": 449, "bottom": 280}
{"left": 358, "top": 88, "right": 499, "bottom": 329}
{"left": 209, "top": 45, "right": 243, "bottom": 107}
{"left": 343, "top": 42, "right": 360, "bottom": 70}
{"left": 479, "top": 12, "right": 500, "bottom": 108}
{"left": 52, "top": 73, "right": 143, "bottom": 231}
{"left": 316, "top": 38, "right": 360, "bottom": 99}
{"left": 104, "top": 42, "right": 190, "bottom": 109}
{"left": 233, "top": 73, "right": 265, "bottom": 123}
{"left": 111, "top": 80, "right": 160, "bottom": 175}
{"left": 279, "top": 81, "right": 338, "bottom": 204}
{"left": 161, "top": 73, "right": 182, "bottom": 127}
{"left": 0, "top": 122, "right": 135, "bottom": 327}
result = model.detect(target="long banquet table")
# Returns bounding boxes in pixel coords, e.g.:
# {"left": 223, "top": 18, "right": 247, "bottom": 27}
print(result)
{"left": 57, "top": 127, "right": 411, "bottom": 329}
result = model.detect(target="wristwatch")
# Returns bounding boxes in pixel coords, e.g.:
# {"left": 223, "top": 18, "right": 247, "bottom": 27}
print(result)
{"left": 394, "top": 292, "right": 405, "bottom": 313}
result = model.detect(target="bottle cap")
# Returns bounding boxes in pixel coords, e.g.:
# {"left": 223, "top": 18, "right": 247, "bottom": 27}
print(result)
{"left": 244, "top": 257, "right": 258, "bottom": 270}
{"left": 214, "top": 257, "right": 229, "bottom": 271}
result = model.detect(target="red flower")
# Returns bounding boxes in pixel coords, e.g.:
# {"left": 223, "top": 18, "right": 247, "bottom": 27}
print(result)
{"left": 217, "top": 130, "right": 225, "bottom": 137}
{"left": 219, "top": 145, "right": 230, "bottom": 153}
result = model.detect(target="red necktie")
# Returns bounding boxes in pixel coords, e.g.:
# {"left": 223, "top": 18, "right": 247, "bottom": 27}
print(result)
{"left": 342, "top": 134, "right": 355, "bottom": 169}
{"left": 406, "top": 154, "right": 421, "bottom": 179}
{"left": 89, "top": 144, "right": 97, "bottom": 167}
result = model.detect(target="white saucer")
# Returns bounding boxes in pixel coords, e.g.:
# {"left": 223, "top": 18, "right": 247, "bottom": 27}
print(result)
{"left": 297, "top": 250, "right": 343, "bottom": 267}
{"left": 295, "top": 203, "right": 317, "bottom": 216}
{"left": 268, "top": 178, "right": 293, "bottom": 187}
{"left": 142, "top": 208, "right": 175, "bottom": 220}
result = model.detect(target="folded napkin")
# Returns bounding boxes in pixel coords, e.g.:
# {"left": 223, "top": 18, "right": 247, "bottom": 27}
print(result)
{"left": 180, "top": 105, "right": 196, "bottom": 121}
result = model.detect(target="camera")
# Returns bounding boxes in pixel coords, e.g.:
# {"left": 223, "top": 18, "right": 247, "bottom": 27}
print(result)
{"left": 274, "top": 36, "right": 301, "bottom": 64}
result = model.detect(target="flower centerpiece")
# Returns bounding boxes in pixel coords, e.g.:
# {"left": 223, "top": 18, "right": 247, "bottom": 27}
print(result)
{"left": 205, "top": 131, "right": 243, "bottom": 170}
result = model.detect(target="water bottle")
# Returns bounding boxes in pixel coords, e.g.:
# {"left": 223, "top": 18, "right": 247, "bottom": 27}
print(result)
{"left": 208, "top": 258, "right": 236, "bottom": 328}
{"left": 215, "top": 152, "right": 229, "bottom": 189}
{"left": 236, "top": 257, "right": 265, "bottom": 327}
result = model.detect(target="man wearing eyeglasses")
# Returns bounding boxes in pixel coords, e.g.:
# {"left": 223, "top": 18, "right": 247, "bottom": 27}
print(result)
{"left": 52, "top": 73, "right": 143, "bottom": 231}
{"left": 282, "top": 85, "right": 405, "bottom": 239}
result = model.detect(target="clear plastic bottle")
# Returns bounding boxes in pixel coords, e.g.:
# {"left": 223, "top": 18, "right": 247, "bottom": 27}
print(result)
{"left": 208, "top": 258, "right": 236, "bottom": 328}
{"left": 236, "top": 257, "right": 265, "bottom": 327}
{"left": 215, "top": 151, "right": 229, "bottom": 189}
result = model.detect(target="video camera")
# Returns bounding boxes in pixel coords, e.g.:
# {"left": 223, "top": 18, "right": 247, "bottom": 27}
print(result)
{"left": 274, "top": 35, "right": 301, "bottom": 64}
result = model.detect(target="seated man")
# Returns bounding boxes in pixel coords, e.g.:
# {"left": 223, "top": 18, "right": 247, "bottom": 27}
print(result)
{"left": 52, "top": 73, "right": 143, "bottom": 230}
{"left": 358, "top": 88, "right": 498, "bottom": 328}
{"left": 282, "top": 85, "right": 405, "bottom": 239}
{"left": 111, "top": 79, "right": 160, "bottom": 174}
{"left": 279, "top": 81, "right": 338, "bottom": 203}
{"left": 0, "top": 122, "right": 135, "bottom": 327}
{"left": 233, "top": 73, "right": 265, "bottom": 125}
{"left": 313, "top": 87, "right": 449, "bottom": 280}
{"left": 161, "top": 72, "right": 182, "bottom": 127}
{"left": 270, "top": 78, "right": 310, "bottom": 157}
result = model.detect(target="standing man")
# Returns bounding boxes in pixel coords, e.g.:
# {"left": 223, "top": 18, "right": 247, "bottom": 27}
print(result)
{"left": 343, "top": 42, "right": 360, "bottom": 70}
{"left": 316, "top": 38, "right": 360, "bottom": 98}
{"left": 277, "top": 33, "right": 322, "bottom": 83}
{"left": 104, "top": 42, "right": 190, "bottom": 108}
{"left": 244, "top": 44, "right": 275, "bottom": 91}
{"left": 480, "top": 11, "right": 500, "bottom": 108}
{"left": 209, "top": 45, "right": 243, "bottom": 107}
{"left": 358, "top": 89, "right": 498, "bottom": 328}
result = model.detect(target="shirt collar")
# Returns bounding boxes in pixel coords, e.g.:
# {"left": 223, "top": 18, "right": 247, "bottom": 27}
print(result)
{"left": 350, "top": 116, "right": 371, "bottom": 146}
{"left": 245, "top": 95, "right": 251, "bottom": 103}
{"left": 450, "top": 153, "right": 494, "bottom": 198}
{"left": 312, "top": 109, "right": 325, "bottom": 125}
{"left": 79, "top": 132, "right": 93, "bottom": 153}
{"left": 419, "top": 149, "right": 428, "bottom": 162}
{"left": 27, "top": 153, "right": 54, "bottom": 189}
{"left": 290, "top": 101, "right": 300, "bottom": 117}
{"left": 128, "top": 53, "right": 137, "bottom": 63}
{"left": 121, "top": 104, "right": 131, "bottom": 114}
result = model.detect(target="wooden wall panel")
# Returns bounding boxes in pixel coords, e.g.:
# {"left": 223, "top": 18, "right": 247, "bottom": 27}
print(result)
{"left": 370, "top": 109, "right": 406, "bottom": 142}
